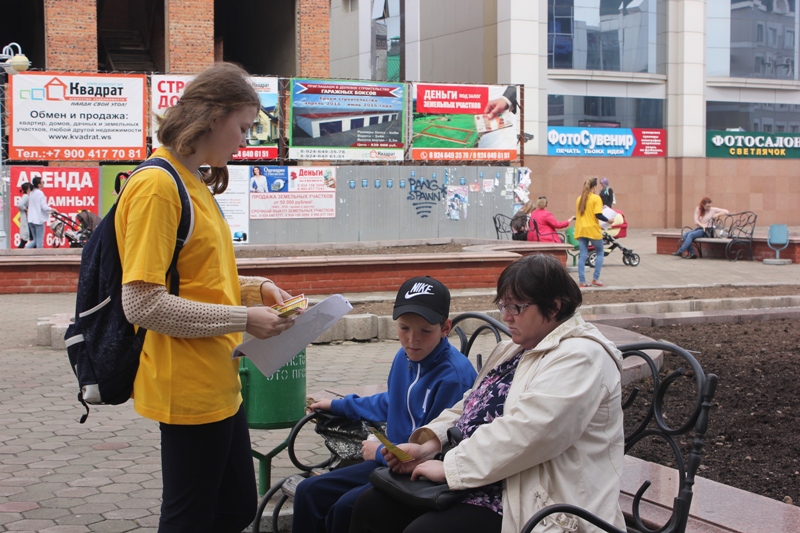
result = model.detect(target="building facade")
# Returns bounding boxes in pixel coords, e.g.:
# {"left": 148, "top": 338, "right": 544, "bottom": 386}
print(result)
{"left": 331, "top": 0, "right": 800, "bottom": 227}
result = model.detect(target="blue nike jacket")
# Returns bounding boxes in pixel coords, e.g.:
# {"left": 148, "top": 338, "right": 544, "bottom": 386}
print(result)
{"left": 329, "top": 336, "right": 477, "bottom": 465}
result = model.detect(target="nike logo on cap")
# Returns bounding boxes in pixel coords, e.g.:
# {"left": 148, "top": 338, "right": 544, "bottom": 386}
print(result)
{"left": 405, "top": 282, "right": 434, "bottom": 299}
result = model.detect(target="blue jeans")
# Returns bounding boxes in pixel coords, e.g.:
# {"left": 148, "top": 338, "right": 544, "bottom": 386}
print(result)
{"left": 292, "top": 460, "right": 379, "bottom": 533}
{"left": 678, "top": 228, "right": 704, "bottom": 255}
{"left": 578, "top": 237, "right": 605, "bottom": 283}
{"left": 25, "top": 223, "right": 45, "bottom": 248}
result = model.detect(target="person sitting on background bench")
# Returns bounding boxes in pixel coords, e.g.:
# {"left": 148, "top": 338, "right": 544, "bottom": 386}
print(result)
{"left": 292, "top": 276, "right": 478, "bottom": 533}
{"left": 673, "top": 196, "right": 729, "bottom": 259}
{"left": 527, "top": 196, "right": 575, "bottom": 243}
{"left": 510, "top": 201, "right": 534, "bottom": 241}
{"left": 349, "top": 254, "right": 625, "bottom": 533}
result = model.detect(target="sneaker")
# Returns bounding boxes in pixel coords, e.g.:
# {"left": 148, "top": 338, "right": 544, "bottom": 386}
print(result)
{"left": 592, "top": 280, "right": 605, "bottom": 287}
{"left": 579, "top": 282, "right": 591, "bottom": 288}
{"left": 688, "top": 254, "right": 698, "bottom": 259}
{"left": 671, "top": 251, "right": 683, "bottom": 256}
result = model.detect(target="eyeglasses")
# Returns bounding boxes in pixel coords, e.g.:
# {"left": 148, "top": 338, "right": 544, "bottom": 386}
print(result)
{"left": 497, "top": 302, "right": 531, "bottom": 316}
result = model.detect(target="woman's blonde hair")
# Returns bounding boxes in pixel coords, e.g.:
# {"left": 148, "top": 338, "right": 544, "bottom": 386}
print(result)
{"left": 578, "top": 177, "right": 598, "bottom": 215}
{"left": 156, "top": 62, "right": 260, "bottom": 194}
{"left": 535, "top": 196, "right": 548, "bottom": 210}
{"left": 520, "top": 200, "right": 535, "bottom": 214}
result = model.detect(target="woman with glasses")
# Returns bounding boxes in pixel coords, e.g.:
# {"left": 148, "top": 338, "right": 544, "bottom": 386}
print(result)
{"left": 673, "top": 196, "right": 729, "bottom": 259}
{"left": 350, "top": 254, "right": 625, "bottom": 533}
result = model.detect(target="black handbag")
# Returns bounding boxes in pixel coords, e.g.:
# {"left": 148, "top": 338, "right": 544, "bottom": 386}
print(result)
{"left": 368, "top": 427, "right": 465, "bottom": 512}
{"left": 369, "top": 467, "right": 463, "bottom": 511}
{"left": 313, "top": 410, "right": 384, "bottom": 462}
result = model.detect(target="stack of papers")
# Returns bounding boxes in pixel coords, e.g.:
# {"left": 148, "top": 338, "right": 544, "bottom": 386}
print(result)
{"left": 271, "top": 294, "right": 308, "bottom": 317}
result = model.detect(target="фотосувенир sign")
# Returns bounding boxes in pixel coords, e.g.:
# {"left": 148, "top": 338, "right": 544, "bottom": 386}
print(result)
{"left": 547, "top": 127, "right": 666, "bottom": 157}
{"left": 706, "top": 131, "right": 800, "bottom": 158}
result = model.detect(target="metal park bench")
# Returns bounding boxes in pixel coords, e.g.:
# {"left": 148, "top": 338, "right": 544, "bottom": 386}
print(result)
{"left": 493, "top": 213, "right": 513, "bottom": 240}
{"left": 681, "top": 210, "right": 758, "bottom": 261}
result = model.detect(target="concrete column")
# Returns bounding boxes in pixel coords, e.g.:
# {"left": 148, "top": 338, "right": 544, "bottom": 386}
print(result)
{"left": 496, "top": 0, "right": 548, "bottom": 156}
{"left": 666, "top": 0, "right": 706, "bottom": 157}
{"left": 44, "top": 0, "right": 97, "bottom": 71}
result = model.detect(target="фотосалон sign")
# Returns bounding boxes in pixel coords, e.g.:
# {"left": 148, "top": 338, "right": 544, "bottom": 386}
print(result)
{"left": 706, "top": 131, "right": 800, "bottom": 158}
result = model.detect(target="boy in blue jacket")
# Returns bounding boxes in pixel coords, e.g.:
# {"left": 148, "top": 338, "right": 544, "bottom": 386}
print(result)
{"left": 292, "top": 276, "right": 477, "bottom": 533}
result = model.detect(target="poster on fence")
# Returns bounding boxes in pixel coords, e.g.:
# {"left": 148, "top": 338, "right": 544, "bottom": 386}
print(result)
{"left": 8, "top": 166, "right": 100, "bottom": 248}
{"left": 288, "top": 79, "right": 405, "bottom": 161}
{"left": 8, "top": 72, "right": 147, "bottom": 161}
{"left": 151, "top": 75, "right": 280, "bottom": 160}
{"left": 250, "top": 166, "right": 336, "bottom": 219}
{"left": 216, "top": 166, "right": 251, "bottom": 242}
{"left": 410, "top": 83, "right": 519, "bottom": 161}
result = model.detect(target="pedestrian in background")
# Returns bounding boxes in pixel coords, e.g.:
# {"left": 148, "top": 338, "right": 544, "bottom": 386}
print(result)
{"left": 527, "top": 196, "right": 575, "bottom": 243}
{"left": 599, "top": 177, "right": 615, "bottom": 208}
{"left": 25, "top": 177, "right": 53, "bottom": 249}
{"left": 16, "top": 182, "right": 32, "bottom": 248}
{"left": 575, "top": 178, "right": 609, "bottom": 288}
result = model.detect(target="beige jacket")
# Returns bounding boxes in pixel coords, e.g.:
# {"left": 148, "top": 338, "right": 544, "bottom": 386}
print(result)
{"left": 411, "top": 314, "right": 625, "bottom": 533}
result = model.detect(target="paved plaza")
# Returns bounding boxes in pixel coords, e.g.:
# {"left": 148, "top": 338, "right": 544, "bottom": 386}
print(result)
{"left": 1, "top": 229, "right": 799, "bottom": 532}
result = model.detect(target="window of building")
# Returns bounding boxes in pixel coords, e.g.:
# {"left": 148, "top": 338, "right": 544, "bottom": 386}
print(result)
{"left": 708, "top": 101, "right": 800, "bottom": 132}
{"left": 547, "top": 0, "right": 667, "bottom": 74}
{"left": 707, "top": 1, "right": 798, "bottom": 80}
{"left": 548, "top": 95, "right": 665, "bottom": 128}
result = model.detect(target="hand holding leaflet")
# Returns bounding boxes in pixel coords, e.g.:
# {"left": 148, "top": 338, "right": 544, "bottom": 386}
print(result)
{"left": 368, "top": 426, "right": 416, "bottom": 463}
{"left": 233, "top": 294, "right": 352, "bottom": 377}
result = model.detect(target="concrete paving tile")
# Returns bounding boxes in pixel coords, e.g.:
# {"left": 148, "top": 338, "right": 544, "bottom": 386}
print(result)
{"left": 4, "top": 518, "right": 57, "bottom": 530}
{"left": 23, "top": 506, "right": 72, "bottom": 519}
{"left": 40, "top": 526, "right": 91, "bottom": 533}
{"left": 54, "top": 487, "right": 99, "bottom": 498}
{"left": 0, "top": 501, "right": 39, "bottom": 512}
{"left": 0, "top": 512, "right": 24, "bottom": 526}
{"left": 98, "top": 483, "right": 144, "bottom": 494}
{"left": 109, "top": 474, "right": 152, "bottom": 484}
{"left": 86, "top": 518, "right": 139, "bottom": 532}
{"left": 101, "top": 508, "right": 150, "bottom": 520}
{"left": 114, "top": 498, "right": 160, "bottom": 510}
{"left": 0, "top": 486, "right": 26, "bottom": 497}
{"left": 139, "top": 479, "right": 162, "bottom": 489}
{"left": 38, "top": 498, "right": 90, "bottom": 510}
{"left": 128, "top": 489, "right": 162, "bottom": 499}
{"left": 67, "top": 477, "right": 113, "bottom": 488}
{"left": 83, "top": 494, "right": 128, "bottom": 505}
{"left": 55, "top": 513, "right": 104, "bottom": 526}
{"left": 69, "top": 503, "right": 118, "bottom": 515}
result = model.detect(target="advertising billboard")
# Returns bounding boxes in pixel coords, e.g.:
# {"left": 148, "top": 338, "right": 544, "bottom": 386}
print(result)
{"left": 8, "top": 73, "right": 147, "bottom": 161}
{"left": 547, "top": 127, "right": 667, "bottom": 157}
{"left": 250, "top": 166, "right": 336, "bottom": 219}
{"left": 288, "top": 79, "right": 405, "bottom": 161}
{"left": 706, "top": 131, "right": 800, "bottom": 158}
{"left": 152, "top": 75, "right": 280, "bottom": 161}
{"left": 8, "top": 166, "right": 100, "bottom": 248}
{"left": 410, "top": 83, "right": 519, "bottom": 161}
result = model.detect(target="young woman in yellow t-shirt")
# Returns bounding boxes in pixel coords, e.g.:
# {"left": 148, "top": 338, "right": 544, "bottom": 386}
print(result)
{"left": 116, "top": 63, "right": 296, "bottom": 533}
{"left": 574, "top": 177, "right": 610, "bottom": 288}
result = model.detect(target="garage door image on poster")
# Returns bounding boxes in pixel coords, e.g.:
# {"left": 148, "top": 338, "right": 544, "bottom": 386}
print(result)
{"left": 288, "top": 79, "right": 405, "bottom": 161}
{"left": 411, "top": 83, "right": 519, "bottom": 161}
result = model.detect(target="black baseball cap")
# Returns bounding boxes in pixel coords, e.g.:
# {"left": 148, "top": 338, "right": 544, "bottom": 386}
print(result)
{"left": 392, "top": 276, "right": 451, "bottom": 324}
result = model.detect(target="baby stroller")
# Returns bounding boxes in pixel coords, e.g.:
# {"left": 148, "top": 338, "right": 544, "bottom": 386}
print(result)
{"left": 49, "top": 210, "right": 102, "bottom": 248}
{"left": 586, "top": 209, "right": 640, "bottom": 267}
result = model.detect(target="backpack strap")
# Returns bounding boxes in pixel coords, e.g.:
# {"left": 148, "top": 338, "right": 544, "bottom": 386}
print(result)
{"left": 121, "top": 157, "right": 194, "bottom": 296}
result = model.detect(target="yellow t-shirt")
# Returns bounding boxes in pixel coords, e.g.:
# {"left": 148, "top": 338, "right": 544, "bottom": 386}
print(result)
{"left": 116, "top": 148, "right": 242, "bottom": 425}
{"left": 574, "top": 193, "right": 604, "bottom": 241}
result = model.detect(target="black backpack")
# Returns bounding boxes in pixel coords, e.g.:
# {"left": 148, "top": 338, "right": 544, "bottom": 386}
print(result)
{"left": 65, "top": 157, "right": 193, "bottom": 423}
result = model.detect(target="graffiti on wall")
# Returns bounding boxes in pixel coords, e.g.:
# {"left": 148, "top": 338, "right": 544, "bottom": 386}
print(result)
{"left": 406, "top": 177, "right": 443, "bottom": 218}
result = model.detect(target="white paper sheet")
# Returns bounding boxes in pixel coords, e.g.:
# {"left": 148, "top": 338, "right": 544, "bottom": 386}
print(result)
{"left": 232, "top": 294, "right": 352, "bottom": 377}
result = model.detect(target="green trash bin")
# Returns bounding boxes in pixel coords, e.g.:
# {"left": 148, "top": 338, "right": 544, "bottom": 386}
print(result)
{"left": 239, "top": 351, "right": 306, "bottom": 429}
{"left": 564, "top": 227, "right": 580, "bottom": 266}
{"left": 239, "top": 351, "right": 306, "bottom": 495}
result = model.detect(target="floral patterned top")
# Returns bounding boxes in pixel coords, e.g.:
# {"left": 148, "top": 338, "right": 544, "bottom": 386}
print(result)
{"left": 455, "top": 350, "right": 523, "bottom": 515}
